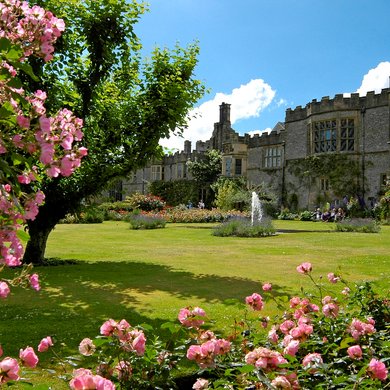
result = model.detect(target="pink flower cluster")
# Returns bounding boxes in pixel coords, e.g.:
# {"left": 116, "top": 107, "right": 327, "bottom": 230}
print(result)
{"left": 100, "top": 319, "right": 146, "bottom": 356}
{"left": 349, "top": 318, "right": 376, "bottom": 340}
{"left": 0, "top": 336, "right": 52, "bottom": 384}
{"left": 178, "top": 306, "right": 206, "bottom": 328}
{"left": 187, "top": 337, "right": 231, "bottom": 368}
{"left": 0, "top": 0, "right": 65, "bottom": 61}
{"left": 245, "top": 292, "right": 264, "bottom": 311}
{"left": 245, "top": 347, "right": 287, "bottom": 372}
{"left": 70, "top": 368, "right": 115, "bottom": 390}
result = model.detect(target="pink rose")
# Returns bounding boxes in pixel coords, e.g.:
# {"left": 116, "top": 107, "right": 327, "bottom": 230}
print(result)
{"left": 0, "top": 357, "right": 20, "bottom": 382}
{"left": 262, "top": 283, "right": 272, "bottom": 291}
{"left": 322, "top": 303, "right": 339, "bottom": 318}
{"left": 0, "top": 282, "right": 10, "bottom": 299}
{"left": 19, "top": 347, "right": 39, "bottom": 368}
{"left": 302, "top": 353, "right": 323, "bottom": 373}
{"left": 284, "top": 340, "right": 300, "bottom": 357}
{"left": 271, "top": 376, "right": 293, "bottom": 389}
{"left": 100, "top": 319, "right": 118, "bottom": 336}
{"left": 78, "top": 338, "right": 95, "bottom": 356}
{"left": 296, "top": 262, "right": 312, "bottom": 274}
{"left": 193, "top": 378, "right": 209, "bottom": 390}
{"left": 347, "top": 345, "right": 363, "bottom": 360}
{"left": 368, "top": 358, "right": 388, "bottom": 381}
{"left": 327, "top": 272, "right": 340, "bottom": 283}
{"left": 38, "top": 336, "right": 53, "bottom": 352}
{"left": 245, "top": 293, "right": 264, "bottom": 311}
{"left": 29, "top": 274, "right": 40, "bottom": 291}
{"left": 178, "top": 307, "right": 206, "bottom": 328}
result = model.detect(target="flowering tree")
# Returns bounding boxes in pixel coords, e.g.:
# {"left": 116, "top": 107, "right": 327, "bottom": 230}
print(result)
{"left": 20, "top": 0, "right": 205, "bottom": 264}
{"left": 0, "top": 0, "right": 86, "bottom": 285}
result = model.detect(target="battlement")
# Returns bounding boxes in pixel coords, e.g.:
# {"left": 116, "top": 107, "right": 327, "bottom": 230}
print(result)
{"left": 248, "top": 124, "right": 284, "bottom": 148}
{"left": 285, "top": 88, "right": 390, "bottom": 122}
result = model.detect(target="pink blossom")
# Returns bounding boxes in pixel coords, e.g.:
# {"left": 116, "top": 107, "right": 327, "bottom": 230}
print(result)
{"left": 280, "top": 320, "right": 295, "bottom": 335}
{"left": 245, "top": 347, "right": 287, "bottom": 372}
{"left": 37, "top": 336, "right": 53, "bottom": 352}
{"left": 347, "top": 345, "right": 363, "bottom": 359}
{"left": 327, "top": 272, "right": 340, "bottom": 283}
{"left": 342, "top": 287, "right": 350, "bottom": 295}
{"left": 178, "top": 307, "right": 206, "bottom": 328}
{"left": 302, "top": 353, "right": 323, "bottom": 373}
{"left": 70, "top": 369, "right": 115, "bottom": 390}
{"left": 268, "top": 326, "right": 279, "bottom": 344}
{"left": 19, "top": 347, "right": 38, "bottom": 368}
{"left": 262, "top": 282, "right": 272, "bottom": 291}
{"left": 78, "top": 338, "right": 95, "bottom": 356}
{"left": 296, "top": 262, "right": 312, "bottom": 274}
{"left": 100, "top": 319, "right": 118, "bottom": 336}
{"left": 349, "top": 318, "right": 376, "bottom": 340}
{"left": 322, "top": 303, "right": 339, "bottom": 318}
{"left": 0, "top": 357, "right": 20, "bottom": 383}
{"left": 193, "top": 378, "right": 209, "bottom": 390}
{"left": 245, "top": 292, "right": 264, "bottom": 311}
{"left": 271, "top": 375, "right": 293, "bottom": 389}
{"left": 284, "top": 339, "right": 300, "bottom": 357}
{"left": 0, "top": 282, "right": 10, "bottom": 299}
{"left": 115, "top": 360, "right": 132, "bottom": 381}
{"left": 29, "top": 273, "right": 40, "bottom": 291}
{"left": 367, "top": 358, "right": 388, "bottom": 381}
{"left": 289, "top": 296, "right": 301, "bottom": 308}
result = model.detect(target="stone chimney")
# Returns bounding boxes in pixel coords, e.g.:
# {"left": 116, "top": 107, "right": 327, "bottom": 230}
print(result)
{"left": 219, "top": 102, "right": 231, "bottom": 124}
{"left": 184, "top": 140, "right": 191, "bottom": 154}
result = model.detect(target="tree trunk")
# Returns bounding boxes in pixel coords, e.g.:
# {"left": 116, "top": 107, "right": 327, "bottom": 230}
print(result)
{"left": 23, "top": 224, "right": 53, "bottom": 265}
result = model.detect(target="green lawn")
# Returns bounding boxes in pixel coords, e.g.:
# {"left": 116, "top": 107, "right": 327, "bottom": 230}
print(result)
{"left": 1, "top": 220, "right": 389, "bottom": 386}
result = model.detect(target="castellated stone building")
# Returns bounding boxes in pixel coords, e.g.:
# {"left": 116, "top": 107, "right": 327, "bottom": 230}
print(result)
{"left": 115, "top": 89, "right": 390, "bottom": 210}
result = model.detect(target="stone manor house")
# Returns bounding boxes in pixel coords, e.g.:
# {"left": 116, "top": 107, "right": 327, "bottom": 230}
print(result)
{"left": 112, "top": 88, "right": 390, "bottom": 210}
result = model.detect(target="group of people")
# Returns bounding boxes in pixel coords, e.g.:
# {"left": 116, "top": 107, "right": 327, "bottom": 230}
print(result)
{"left": 187, "top": 200, "right": 205, "bottom": 209}
{"left": 314, "top": 207, "right": 345, "bottom": 222}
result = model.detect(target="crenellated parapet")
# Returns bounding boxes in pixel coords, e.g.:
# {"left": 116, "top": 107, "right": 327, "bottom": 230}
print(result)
{"left": 286, "top": 88, "right": 390, "bottom": 122}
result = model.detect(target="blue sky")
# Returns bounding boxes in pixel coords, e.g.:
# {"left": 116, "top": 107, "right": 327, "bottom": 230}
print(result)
{"left": 136, "top": 0, "right": 390, "bottom": 151}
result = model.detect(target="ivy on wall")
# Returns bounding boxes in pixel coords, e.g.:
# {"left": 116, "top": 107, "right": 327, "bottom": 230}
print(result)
{"left": 287, "top": 153, "right": 363, "bottom": 199}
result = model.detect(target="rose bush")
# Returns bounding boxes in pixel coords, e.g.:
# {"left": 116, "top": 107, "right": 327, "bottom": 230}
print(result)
{"left": 67, "top": 263, "right": 388, "bottom": 389}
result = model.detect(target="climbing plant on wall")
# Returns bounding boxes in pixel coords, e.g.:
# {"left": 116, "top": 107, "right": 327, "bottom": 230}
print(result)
{"left": 287, "top": 153, "right": 363, "bottom": 199}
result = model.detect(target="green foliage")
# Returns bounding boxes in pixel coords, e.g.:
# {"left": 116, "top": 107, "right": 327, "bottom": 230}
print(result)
{"left": 335, "top": 218, "right": 381, "bottom": 233}
{"left": 278, "top": 209, "right": 298, "bottom": 220}
{"left": 212, "top": 177, "right": 250, "bottom": 211}
{"left": 299, "top": 210, "right": 314, "bottom": 221}
{"left": 126, "top": 193, "right": 166, "bottom": 211}
{"left": 23, "top": 0, "right": 206, "bottom": 263}
{"left": 128, "top": 214, "right": 166, "bottom": 229}
{"left": 149, "top": 179, "right": 198, "bottom": 206}
{"left": 186, "top": 149, "right": 222, "bottom": 186}
{"left": 288, "top": 154, "right": 362, "bottom": 198}
{"left": 213, "top": 217, "right": 276, "bottom": 237}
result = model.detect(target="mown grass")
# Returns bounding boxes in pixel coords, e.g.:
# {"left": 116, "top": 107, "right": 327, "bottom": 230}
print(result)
{"left": 1, "top": 220, "right": 389, "bottom": 387}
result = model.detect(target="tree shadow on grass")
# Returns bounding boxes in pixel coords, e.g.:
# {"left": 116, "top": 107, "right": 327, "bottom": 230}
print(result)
{"left": 1, "top": 260, "right": 293, "bottom": 359}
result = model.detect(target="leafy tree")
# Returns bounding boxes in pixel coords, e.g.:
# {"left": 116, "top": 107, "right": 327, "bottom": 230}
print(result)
{"left": 22, "top": 0, "right": 205, "bottom": 264}
{"left": 186, "top": 149, "right": 221, "bottom": 206}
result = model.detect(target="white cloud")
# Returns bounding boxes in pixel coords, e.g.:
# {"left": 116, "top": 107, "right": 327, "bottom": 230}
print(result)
{"left": 356, "top": 62, "right": 390, "bottom": 95}
{"left": 160, "top": 79, "right": 276, "bottom": 151}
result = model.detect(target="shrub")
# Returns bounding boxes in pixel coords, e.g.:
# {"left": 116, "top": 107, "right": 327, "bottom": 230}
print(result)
{"left": 128, "top": 214, "right": 166, "bottom": 230}
{"left": 126, "top": 193, "right": 166, "bottom": 212}
{"left": 278, "top": 209, "right": 298, "bottom": 220}
{"left": 213, "top": 217, "right": 276, "bottom": 237}
{"left": 335, "top": 218, "right": 381, "bottom": 233}
{"left": 299, "top": 210, "right": 314, "bottom": 221}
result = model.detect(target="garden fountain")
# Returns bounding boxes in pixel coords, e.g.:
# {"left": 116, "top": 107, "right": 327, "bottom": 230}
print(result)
{"left": 251, "top": 191, "right": 263, "bottom": 225}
